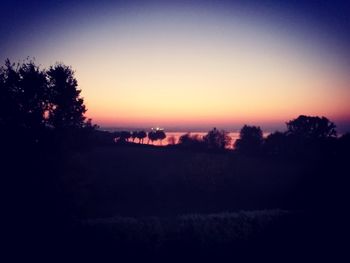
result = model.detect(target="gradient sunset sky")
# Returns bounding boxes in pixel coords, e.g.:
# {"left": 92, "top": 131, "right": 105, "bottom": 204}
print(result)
{"left": 2, "top": 0, "right": 350, "bottom": 131}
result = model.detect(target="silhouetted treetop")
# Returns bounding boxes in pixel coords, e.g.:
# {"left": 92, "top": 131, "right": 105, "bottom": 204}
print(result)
{"left": 136, "top": 130, "right": 147, "bottom": 144}
{"left": 286, "top": 115, "right": 336, "bottom": 139}
{"left": 148, "top": 129, "right": 166, "bottom": 144}
{"left": 203, "top": 128, "right": 231, "bottom": 150}
{"left": 178, "top": 133, "right": 204, "bottom": 150}
{"left": 157, "top": 130, "right": 166, "bottom": 142}
{"left": 234, "top": 125, "right": 263, "bottom": 155}
{"left": 0, "top": 59, "right": 48, "bottom": 130}
{"left": 113, "top": 131, "right": 132, "bottom": 143}
{"left": 263, "top": 131, "right": 288, "bottom": 156}
{"left": 0, "top": 59, "right": 94, "bottom": 148}
{"left": 47, "top": 64, "right": 86, "bottom": 129}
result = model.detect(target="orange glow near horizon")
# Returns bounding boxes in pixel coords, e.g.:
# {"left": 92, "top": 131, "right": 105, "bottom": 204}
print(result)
{"left": 77, "top": 47, "right": 350, "bottom": 129}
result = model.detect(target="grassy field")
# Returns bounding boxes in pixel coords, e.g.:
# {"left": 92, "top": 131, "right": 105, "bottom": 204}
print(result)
{"left": 10, "top": 143, "right": 346, "bottom": 261}
{"left": 79, "top": 210, "right": 308, "bottom": 260}
{"left": 40, "top": 144, "right": 347, "bottom": 261}
{"left": 62, "top": 144, "right": 306, "bottom": 218}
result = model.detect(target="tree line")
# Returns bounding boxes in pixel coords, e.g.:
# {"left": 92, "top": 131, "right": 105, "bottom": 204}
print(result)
{"left": 1, "top": 59, "right": 349, "bottom": 158}
{"left": 110, "top": 116, "right": 349, "bottom": 158}
{"left": 113, "top": 129, "right": 165, "bottom": 144}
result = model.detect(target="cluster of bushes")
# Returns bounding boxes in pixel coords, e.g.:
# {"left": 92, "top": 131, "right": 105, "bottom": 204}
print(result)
{"left": 113, "top": 129, "right": 166, "bottom": 145}
{"left": 176, "top": 128, "right": 231, "bottom": 151}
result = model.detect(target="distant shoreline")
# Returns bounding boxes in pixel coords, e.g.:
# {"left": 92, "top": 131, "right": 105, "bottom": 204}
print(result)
{"left": 99, "top": 127, "right": 269, "bottom": 133}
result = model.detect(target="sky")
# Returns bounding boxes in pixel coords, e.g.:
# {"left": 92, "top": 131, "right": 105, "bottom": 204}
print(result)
{"left": 1, "top": 0, "right": 350, "bottom": 132}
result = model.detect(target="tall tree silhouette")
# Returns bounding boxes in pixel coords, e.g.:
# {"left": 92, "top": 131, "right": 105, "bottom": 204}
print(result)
{"left": 0, "top": 59, "right": 50, "bottom": 148}
{"left": 157, "top": 130, "right": 166, "bottom": 145}
{"left": 234, "top": 125, "right": 263, "bottom": 155}
{"left": 0, "top": 60, "right": 21, "bottom": 129}
{"left": 0, "top": 59, "right": 48, "bottom": 131}
{"left": 47, "top": 64, "right": 86, "bottom": 129}
{"left": 19, "top": 60, "right": 48, "bottom": 131}
{"left": 136, "top": 130, "right": 147, "bottom": 144}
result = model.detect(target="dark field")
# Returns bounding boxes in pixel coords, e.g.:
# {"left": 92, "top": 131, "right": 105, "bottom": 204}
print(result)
{"left": 47, "top": 144, "right": 347, "bottom": 261}
{"left": 64, "top": 145, "right": 304, "bottom": 218}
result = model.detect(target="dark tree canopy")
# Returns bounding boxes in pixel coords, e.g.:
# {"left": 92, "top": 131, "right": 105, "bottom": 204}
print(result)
{"left": 114, "top": 131, "right": 132, "bottom": 143}
{"left": 0, "top": 59, "right": 48, "bottom": 130}
{"left": 157, "top": 130, "right": 166, "bottom": 142}
{"left": 234, "top": 125, "right": 263, "bottom": 154}
{"left": 263, "top": 131, "right": 288, "bottom": 156}
{"left": 178, "top": 133, "right": 204, "bottom": 149}
{"left": 203, "top": 128, "right": 231, "bottom": 150}
{"left": 136, "top": 130, "right": 147, "bottom": 144}
{"left": 148, "top": 129, "right": 166, "bottom": 144}
{"left": 0, "top": 59, "right": 93, "bottom": 148}
{"left": 131, "top": 131, "right": 138, "bottom": 142}
{"left": 147, "top": 130, "right": 157, "bottom": 143}
{"left": 47, "top": 64, "right": 86, "bottom": 129}
{"left": 286, "top": 115, "right": 336, "bottom": 139}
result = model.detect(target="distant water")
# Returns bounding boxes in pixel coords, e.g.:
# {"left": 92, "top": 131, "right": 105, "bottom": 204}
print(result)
{"left": 163, "top": 132, "right": 239, "bottom": 148}
{"left": 101, "top": 128, "right": 270, "bottom": 148}
{"left": 121, "top": 132, "right": 269, "bottom": 149}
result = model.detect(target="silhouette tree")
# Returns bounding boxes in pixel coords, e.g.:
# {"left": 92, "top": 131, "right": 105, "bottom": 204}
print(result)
{"left": 203, "top": 128, "right": 231, "bottom": 150}
{"left": 0, "top": 59, "right": 48, "bottom": 132}
{"left": 147, "top": 129, "right": 166, "bottom": 145}
{"left": 283, "top": 115, "right": 338, "bottom": 158}
{"left": 1, "top": 59, "right": 97, "bottom": 254}
{"left": 0, "top": 59, "right": 52, "bottom": 149}
{"left": 136, "top": 130, "right": 147, "bottom": 144}
{"left": 156, "top": 130, "right": 166, "bottom": 145}
{"left": 178, "top": 133, "right": 191, "bottom": 145}
{"left": 18, "top": 60, "right": 48, "bottom": 131}
{"left": 131, "top": 131, "right": 138, "bottom": 142}
{"left": 0, "top": 60, "right": 21, "bottom": 130}
{"left": 286, "top": 115, "right": 336, "bottom": 139}
{"left": 148, "top": 130, "right": 157, "bottom": 144}
{"left": 117, "top": 131, "right": 131, "bottom": 143}
{"left": 47, "top": 64, "right": 86, "bottom": 129}
{"left": 263, "top": 131, "right": 287, "bottom": 156}
{"left": 178, "top": 133, "right": 204, "bottom": 150}
{"left": 234, "top": 125, "right": 263, "bottom": 155}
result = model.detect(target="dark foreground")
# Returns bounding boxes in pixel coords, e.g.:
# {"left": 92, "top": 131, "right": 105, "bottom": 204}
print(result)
{"left": 5, "top": 144, "right": 349, "bottom": 262}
